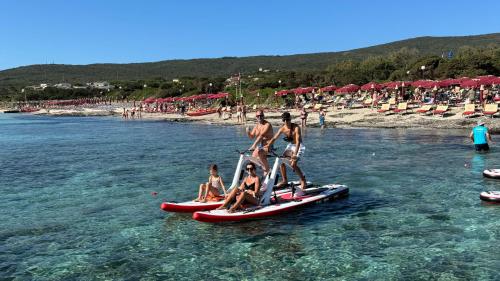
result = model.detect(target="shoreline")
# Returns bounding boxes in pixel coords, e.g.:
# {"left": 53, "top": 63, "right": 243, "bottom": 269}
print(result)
{"left": 15, "top": 105, "right": 500, "bottom": 133}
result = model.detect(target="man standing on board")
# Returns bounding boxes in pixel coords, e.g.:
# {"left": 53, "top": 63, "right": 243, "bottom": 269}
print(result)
{"left": 265, "top": 112, "right": 307, "bottom": 196}
{"left": 247, "top": 109, "right": 274, "bottom": 174}
{"left": 470, "top": 120, "right": 492, "bottom": 152}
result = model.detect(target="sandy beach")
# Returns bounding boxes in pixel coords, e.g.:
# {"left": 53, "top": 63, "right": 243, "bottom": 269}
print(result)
{"left": 23, "top": 104, "right": 500, "bottom": 133}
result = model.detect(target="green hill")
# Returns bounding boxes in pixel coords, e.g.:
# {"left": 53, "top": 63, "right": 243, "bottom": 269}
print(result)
{"left": 1, "top": 33, "right": 499, "bottom": 87}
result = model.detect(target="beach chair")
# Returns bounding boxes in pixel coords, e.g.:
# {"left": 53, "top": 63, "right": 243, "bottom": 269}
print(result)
{"left": 313, "top": 103, "right": 323, "bottom": 112}
{"left": 433, "top": 105, "right": 449, "bottom": 117}
{"left": 393, "top": 102, "right": 409, "bottom": 114}
{"left": 462, "top": 104, "right": 476, "bottom": 118}
{"left": 363, "top": 98, "right": 373, "bottom": 108}
{"left": 377, "top": 103, "right": 391, "bottom": 113}
{"left": 388, "top": 97, "right": 396, "bottom": 107}
{"left": 416, "top": 105, "right": 432, "bottom": 114}
{"left": 483, "top": 103, "right": 498, "bottom": 118}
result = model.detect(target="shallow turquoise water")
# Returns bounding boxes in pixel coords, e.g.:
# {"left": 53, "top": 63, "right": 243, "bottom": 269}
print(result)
{"left": 1, "top": 114, "right": 500, "bottom": 280}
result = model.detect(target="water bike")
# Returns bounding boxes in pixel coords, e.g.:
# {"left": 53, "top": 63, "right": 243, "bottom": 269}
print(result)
{"left": 480, "top": 191, "right": 500, "bottom": 203}
{"left": 160, "top": 150, "right": 311, "bottom": 213}
{"left": 192, "top": 152, "right": 348, "bottom": 223}
{"left": 483, "top": 169, "right": 500, "bottom": 179}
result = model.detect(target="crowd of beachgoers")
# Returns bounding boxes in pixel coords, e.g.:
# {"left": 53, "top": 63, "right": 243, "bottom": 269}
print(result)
{"left": 3, "top": 75, "right": 500, "bottom": 130}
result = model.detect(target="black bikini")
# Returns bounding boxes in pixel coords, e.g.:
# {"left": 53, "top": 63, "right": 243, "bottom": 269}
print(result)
{"left": 244, "top": 182, "right": 255, "bottom": 190}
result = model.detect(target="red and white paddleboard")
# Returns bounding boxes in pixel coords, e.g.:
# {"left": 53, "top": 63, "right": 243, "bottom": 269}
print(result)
{"left": 160, "top": 181, "right": 311, "bottom": 213}
{"left": 483, "top": 169, "right": 500, "bottom": 179}
{"left": 480, "top": 191, "right": 500, "bottom": 203}
{"left": 192, "top": 184, "right": 348, "bottom": 223}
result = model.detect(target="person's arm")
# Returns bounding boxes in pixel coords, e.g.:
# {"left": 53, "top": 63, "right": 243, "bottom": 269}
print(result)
{"left": 470, "top": 131, "right": 474, "bottom": 142}
{"left": 246, "top": 126, "right": 256, "bottom": 139}
{"left": 249, "top": 123, "right": 270, "bottom": 150}
{"left": 293, "top": 126, "right": 302, "bottom": 158}
{"left": 487, "top": 132, "right": 492, "bottom": 142}
{"left": 265, "top": 127, "right": 283, "bottom": 149}
{"left": 219, "top": 177, "right": 227, "bottom": 195}
{"left": 253, "top": 177, "right": 261, "bottom": 196}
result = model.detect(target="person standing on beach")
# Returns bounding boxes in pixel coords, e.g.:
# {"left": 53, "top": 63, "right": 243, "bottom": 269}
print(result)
{"left": 236, "top": 103, "right": 242, "bottom": 123}
{"left": 470, "top": 120, "right": 492, "bottom": 152}
{"left": 300, "top": 107, "right": 308, "bottom": 127}
{"left": 247, "top": 109, "right": 274, "bottom": 174}
{"left": 265, "top": 112, "right": 307, "bottom": 195}
{"left": 319, "top": 108, "right": 326, "bottom": 129}
{"left": 242, "top": 103, "right": 247, "bottom": 123}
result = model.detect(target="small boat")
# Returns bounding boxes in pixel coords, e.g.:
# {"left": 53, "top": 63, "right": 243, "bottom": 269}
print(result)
{"left": 160, "top": 180, "right": 312, "bottom": 213}
{"left": 186, "top": 108, "right": 217, "bottom": 116}
{"left": 193, "top": 184, "right": 349, "bottom": 223}
{"left": 483, "top": 169, "right": 500, "bottom": 179}
{"left": 480, "top": 191, "right": 500, "bottom": 203}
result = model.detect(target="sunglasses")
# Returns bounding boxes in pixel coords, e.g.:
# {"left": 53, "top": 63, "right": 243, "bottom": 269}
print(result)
{"left": 256, "top": 115, "right": 263, "bottom": 118}
{"left": 246, "top": 167, "right": 254, "bottom": 171}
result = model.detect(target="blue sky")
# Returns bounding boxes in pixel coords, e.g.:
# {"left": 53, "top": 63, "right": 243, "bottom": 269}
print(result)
{"left": 0, "top": 0, "right": 499, "bottom": 70}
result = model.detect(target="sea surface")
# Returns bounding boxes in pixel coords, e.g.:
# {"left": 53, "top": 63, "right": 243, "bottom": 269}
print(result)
{"left": 1, "top": 114, "right": 500, "bottom": 281}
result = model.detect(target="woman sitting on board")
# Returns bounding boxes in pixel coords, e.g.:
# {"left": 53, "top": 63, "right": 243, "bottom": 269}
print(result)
{"left": 194, "top": 164, "right": 227, "bottom": 202}
{"left": 216, "top": 162, "right": 261, "bottom": 212}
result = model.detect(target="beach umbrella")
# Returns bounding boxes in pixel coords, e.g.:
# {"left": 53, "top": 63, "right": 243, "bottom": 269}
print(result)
{"left": 143, "top": 97, "right": 157, "bottom": 104}
{"left": 412, "top": 80, "right": 436, "bottom": 88}
{"left": 207, "top": 92, "right": 229, "bottom": 99}
{"left": 493, "top": 77, "right": 500, "bottom": 85}
{"left": 320, "top": 85, "right": 337, "bottom": 92}
{"left": 477, "top": 75, "right": 497, "bottom": 86}
{"left": 361, "top": 82, "right": 381, "bottom": 91}
{"left": 336, "top": 84, "right": 360, "bottom": 94}
{"left": 275, "top": 89, "right": 291, "bottom": 96}
{"left": 293, "top": 87, "right": 316, "bottom": 95}
{"left": 460, "top": 79, "right": 480, "bottom": 88}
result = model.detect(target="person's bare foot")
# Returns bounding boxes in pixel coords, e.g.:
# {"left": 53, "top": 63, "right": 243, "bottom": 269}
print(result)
{"left": 228, "top": 208, "right": 237, "bottom": 213}
{"left": 275, "top": 181, "right": 288, "bottom": 189}
{"left": 300, "top": 178, "right": 307, "bottom": 191}
{"left": 200, "top": 199, "right": 207, "bottom": 203}
{"left": 193, "top": 198, "right": 200, "bottom": 202}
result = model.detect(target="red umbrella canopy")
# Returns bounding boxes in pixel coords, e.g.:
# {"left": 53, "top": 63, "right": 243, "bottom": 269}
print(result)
{"left": 412, "top": 80, "right": 435, "bottom": 88}
{"left": 477, "top": 75, "right": 497, "bottom": 85}
{"left": 438, "top": 79, "right": 455, "bottom": 87}
{"left": 275, "top": 90, "right": 291, "bottom": 96}
{"left": 460, "top": 79, "right": 480, "bottom": 88}
{"left": 361, "top": 82, "right": 381, "bottom": 91}
{"left": 320, "top": 85, "right": 337, "bottom": 92}
{"left": 425, "top": 80, "right": 444, "bottom": 89}
{"left": 336, "top": 84, "right": 360, "bottom": 94}
{"left": 293, "top": 87, "right": 316, "bottom": 95}
{"left": 207, "top": 92, "right": 229, "bottom": 99}
{"left": 143, "top": 97, "right": 157, "bottom": 104}
{"left": 494, "top": 77, "right": 500, "bottom": 85}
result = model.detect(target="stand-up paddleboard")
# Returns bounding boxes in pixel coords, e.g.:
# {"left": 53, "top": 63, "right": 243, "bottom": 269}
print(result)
{"left": 483, "top": 169, "right": 500, "bottom": 179}
{"left": 160, "top": 181, "right": 312, "bottom": 213}
{"left": 192, "top": 184, "right": 348, "bottom": 223}
{"left": 480, "top": 191, "right": 500, "bottom": 203}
